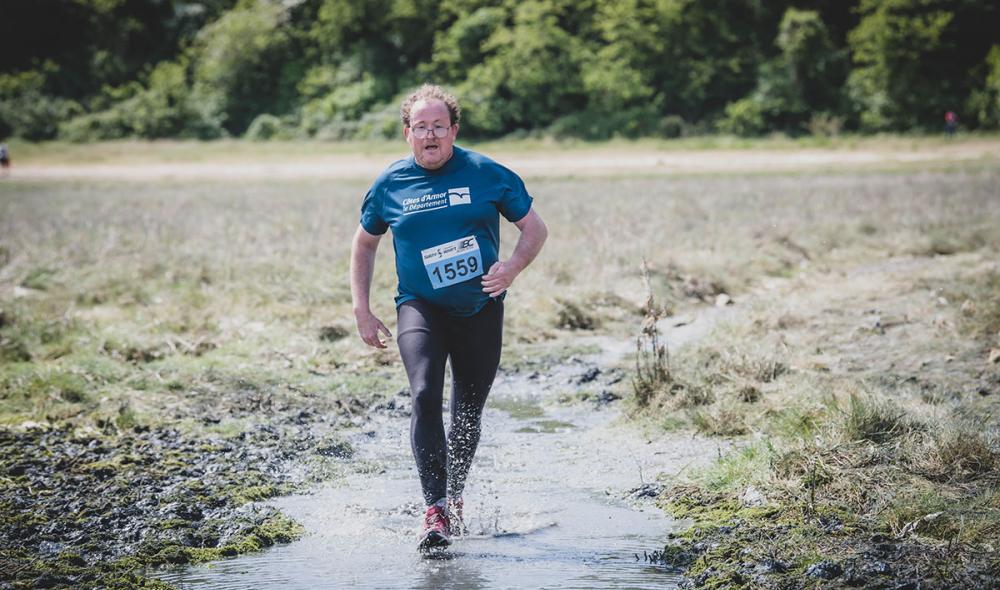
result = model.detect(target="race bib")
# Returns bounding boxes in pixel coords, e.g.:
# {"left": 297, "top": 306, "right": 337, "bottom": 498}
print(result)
{"left": 422, "top": 236, "right": 483, "bottom": 289}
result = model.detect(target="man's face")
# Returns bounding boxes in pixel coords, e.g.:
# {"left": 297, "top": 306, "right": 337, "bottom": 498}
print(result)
{"left": 404, "top": 99, "right": 458, "bottom": 170}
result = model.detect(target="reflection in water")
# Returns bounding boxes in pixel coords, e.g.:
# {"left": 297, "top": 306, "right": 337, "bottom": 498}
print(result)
{"left": 156, "top": 378, "right": 691, "bottom": 590}
{"left": 414, "top": 555, "right": 488, "bottom": 590}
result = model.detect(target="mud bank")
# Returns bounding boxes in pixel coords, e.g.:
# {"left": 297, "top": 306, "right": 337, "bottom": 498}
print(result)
{"left": 0, "top": 390, "right": 368, "bottom": 589}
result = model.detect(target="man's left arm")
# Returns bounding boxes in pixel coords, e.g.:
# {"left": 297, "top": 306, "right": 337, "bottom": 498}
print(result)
{"left": 481, "top": 208, "right": 548, "bottom": 297}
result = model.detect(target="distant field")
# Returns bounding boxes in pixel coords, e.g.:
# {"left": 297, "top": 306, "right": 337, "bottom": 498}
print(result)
{"left": 1, "top": 162, "right": 997, "bottom": 426}
{"left": 6, "top": 135, "right": 999, "bottom": 181}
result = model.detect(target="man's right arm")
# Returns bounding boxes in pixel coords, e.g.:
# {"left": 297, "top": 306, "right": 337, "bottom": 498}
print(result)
{"left": 350, "top": 225, "right": 392, "bottom": 348}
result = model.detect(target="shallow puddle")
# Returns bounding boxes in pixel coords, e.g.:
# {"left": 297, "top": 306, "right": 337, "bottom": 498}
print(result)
{"left": 156, "top": 374, "right": 687, "bottom": 589}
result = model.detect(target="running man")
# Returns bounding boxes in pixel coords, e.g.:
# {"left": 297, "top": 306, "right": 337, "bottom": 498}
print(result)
{"left": 350, "top": 84, "right": 548, "bottom": 550}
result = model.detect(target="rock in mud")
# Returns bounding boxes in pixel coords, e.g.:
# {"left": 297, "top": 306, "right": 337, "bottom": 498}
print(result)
{"left": 645, "top": 544, "right": 696, "bottom": 568}
{"left": 754, "top": 558, "right": 790, "bottom": 574}
{"left": 17, "top": 420, "right": 50, "bottom": 432}
{"left": 315, "top": 436, "right": 354, "bottom": 458}
{"left": 739, "top": 485, "right": 768, "bottom": 507}
{"left": 842, "top": 558, "right": 893, "bottom": 587}
{"left": 806, "top": 560, "right": 843, "bottom": 579}
{"left": 574, "top": 366, "right": 601, "bottom": 384}
{"left": 627, "top": 482, "right": 664, "bottom": 500}
{"left": 369, "top": 397, "right": 409, "bottom": 417}
{"left": 594, "top": 389, "right": 621, "bottom": 406}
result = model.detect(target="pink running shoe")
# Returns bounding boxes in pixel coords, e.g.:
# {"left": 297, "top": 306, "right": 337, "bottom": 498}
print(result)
{"left": 418, "top": 504, "right": 450, "bottom": 550}
{"left": 447, "top": 497, "right": 466, "bottom": 536}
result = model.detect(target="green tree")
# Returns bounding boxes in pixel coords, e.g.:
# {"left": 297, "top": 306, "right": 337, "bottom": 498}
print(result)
{"left": 967, "top": 46, "right": 1000, "bottom": 128}
{"left": 776, "top": 8, "right": 844, "bottom": 114}
{"left": 191, "top": 0, "right": 299, "bottom": 134}
{"left": 0, "top": 69, "right": 82, "bottom": 140}
{"left": 422, "top": 6, "right": 508, "bottom": 84}
{"left": 59, "top": 60, "right": 224, "bottom": 141}
{"left": 568, "top": 0, "right": 662, "bottom": 138}
{"left": 847, "top": 0, "right": 1000, "bottom": 131}
{"left": 459, "top": 0, "right": 587, "bottom": 136}
{"left": 310, "top": 0, "right": 439, "bottom": 85}
{"left": 653, "top": 0, "right": 787, "bottom": 124}
{"left": 719, "top": 8, "right": 846, "bottom": 135}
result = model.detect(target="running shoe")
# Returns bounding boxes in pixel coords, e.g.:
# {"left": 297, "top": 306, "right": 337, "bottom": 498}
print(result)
{"left": 418, "top": 504, "right": 450, "bottom": 550}
{"left": 447, "top": 496, "right": 466, "bottom": 536}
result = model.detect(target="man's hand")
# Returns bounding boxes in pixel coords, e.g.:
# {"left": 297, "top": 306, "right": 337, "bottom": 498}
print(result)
{"left": 481, "top": 209, "right": 546, "bottom": 298}
{"left": 354, "top": 309, "right": 392, "bottom": 348}
{"left": 481, "top": 260, "right": 520, "bottom": 297}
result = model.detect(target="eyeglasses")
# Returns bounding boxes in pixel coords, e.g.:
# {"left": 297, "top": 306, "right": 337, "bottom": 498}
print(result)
{"left": 410, "top": 125, "right": 452, "bottom": 139}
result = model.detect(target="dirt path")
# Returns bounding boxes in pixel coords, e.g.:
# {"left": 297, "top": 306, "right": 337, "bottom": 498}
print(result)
{"left": 11, "top": 140, "right": 998, "bottom": 181}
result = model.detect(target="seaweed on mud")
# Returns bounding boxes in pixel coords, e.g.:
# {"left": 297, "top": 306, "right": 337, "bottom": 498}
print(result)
{"left": 663, "top": 485, "right": 996, "bottom": 590}
{"left": 0, "top": 389, "right": 367, "bottom": 590}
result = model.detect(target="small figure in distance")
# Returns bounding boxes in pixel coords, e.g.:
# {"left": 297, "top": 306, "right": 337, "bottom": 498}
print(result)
{"left": 944, "top": 111, "right": 958, "bottom": 137}
{"left": 0, "top": 143, "right": 10, "bottom": 178}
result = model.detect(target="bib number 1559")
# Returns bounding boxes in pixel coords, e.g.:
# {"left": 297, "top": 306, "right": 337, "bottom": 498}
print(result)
{"left": 421, "top": 236, "right": 484, "bottom": 289}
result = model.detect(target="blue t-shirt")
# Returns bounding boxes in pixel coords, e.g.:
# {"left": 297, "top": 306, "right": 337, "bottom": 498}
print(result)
{"left": 360, "top": 146, "right": 533, "bottom": 316}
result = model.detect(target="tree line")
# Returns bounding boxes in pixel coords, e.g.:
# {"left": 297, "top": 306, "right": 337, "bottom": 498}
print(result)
{"left": 2, "top": 0, "right": 998, "bottom": 142}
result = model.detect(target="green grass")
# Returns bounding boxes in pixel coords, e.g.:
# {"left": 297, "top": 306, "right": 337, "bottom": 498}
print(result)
{"left": 838, "top": 393, "right": 918, "bottom": 444}
{"left": 694, "top": 440, "right": 777, "bottom": 493}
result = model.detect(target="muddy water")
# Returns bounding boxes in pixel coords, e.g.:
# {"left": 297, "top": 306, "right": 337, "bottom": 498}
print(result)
{"left": 157, "top": 355, "right": 720, "bottom": 589}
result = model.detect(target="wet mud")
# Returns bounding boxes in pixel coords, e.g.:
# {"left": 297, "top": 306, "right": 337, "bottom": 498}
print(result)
{"left": 0, "top": 383, "right": 369, "bottom": 589}
{"left": 153, "top": 351, "right": 723, "bottom": 590}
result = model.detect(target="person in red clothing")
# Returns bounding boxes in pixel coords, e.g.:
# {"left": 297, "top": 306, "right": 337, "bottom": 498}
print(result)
{"left": 944, "top": 111, "right": 958, "bottom": 136}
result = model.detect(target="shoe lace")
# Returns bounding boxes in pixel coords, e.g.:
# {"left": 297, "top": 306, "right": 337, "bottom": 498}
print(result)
{"left": 425, "top": 505, "right": 448, "bottom": 529}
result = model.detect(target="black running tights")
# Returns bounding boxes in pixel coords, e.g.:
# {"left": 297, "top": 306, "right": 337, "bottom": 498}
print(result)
{"left": 397, "top": 298, "right": 503, "bottom": 506}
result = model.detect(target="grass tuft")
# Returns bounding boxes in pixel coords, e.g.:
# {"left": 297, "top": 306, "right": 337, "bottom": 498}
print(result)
{"left": 632, "top": 260, "right": 673, "bottom": 407}
{"left": 21, "top": 267, "right": 57, "bottom": 291}
{"left": 554, "top": 298, "right": 599, "bottom": 330}
{"left": 912, "top": 425, "right": 999, "bottom": 483}
{"left": 839, "top": 393, "right": 915, "bottom": 443}
{"left": 689, "top": 404, "right": 749, "bottom": 437}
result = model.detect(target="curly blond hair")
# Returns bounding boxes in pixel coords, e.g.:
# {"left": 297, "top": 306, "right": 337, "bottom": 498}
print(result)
{"left": 400, "top": 84, "right": 461, "bottom": 127}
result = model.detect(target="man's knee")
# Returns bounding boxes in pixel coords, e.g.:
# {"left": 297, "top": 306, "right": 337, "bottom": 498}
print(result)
{"left": 411, "top": 387, "right": 443, "bottom": 419}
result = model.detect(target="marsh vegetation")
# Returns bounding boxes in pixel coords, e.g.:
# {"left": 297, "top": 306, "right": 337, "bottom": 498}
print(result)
{"left": 1, "top": 141, "right": 998, "bottom": 588}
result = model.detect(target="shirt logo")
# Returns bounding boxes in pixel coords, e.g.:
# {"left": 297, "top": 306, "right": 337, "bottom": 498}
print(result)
{"left": 402, "top": 187, "right": 471, "bottom": 215}
{"left": 448, "top": 187, "right": 471, "bottom": 206}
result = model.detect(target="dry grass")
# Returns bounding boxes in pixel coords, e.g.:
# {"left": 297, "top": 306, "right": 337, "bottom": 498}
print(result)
{"left": 940, "top": 269, "right": 1000, "bottom": 345}
{"left": 911, "top": 425, "right": 999, "bottom": 484}
{"left": 648, "top": 223, "right": 1000, "bottom": 585}
{"left": 3, "top": 146, "right": 998, "bottom": 588}
{"left": 1, "top": 164, "right": 996, "bottom": 433}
